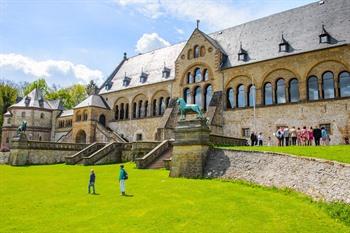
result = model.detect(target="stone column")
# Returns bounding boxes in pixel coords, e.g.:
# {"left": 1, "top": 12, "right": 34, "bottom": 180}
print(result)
{"left": 170, "top": 118, "right": 210, "bottom": 178}
{"left": 9, "top": 133, "right": 29, "bottom": 166}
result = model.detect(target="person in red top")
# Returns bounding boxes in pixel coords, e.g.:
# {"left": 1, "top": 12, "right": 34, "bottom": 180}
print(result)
{"left": 308, "top": 127, "right": 314, "bottom": 146}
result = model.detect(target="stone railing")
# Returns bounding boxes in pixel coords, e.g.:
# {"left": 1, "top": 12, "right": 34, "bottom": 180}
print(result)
{"left": 56, "top": 129, "right": 72, "bottom": 143}
{"left": 209, "top": 134, "right": 247, "bottom": 146}
{"left": 20, "top": 140, "right": 87, "bottom": 151}
{"left": 65, "top": 142, "right": 105, "bottom": 165}
{"left": 135, "top": 140, "right": 171, "bottom": 169}
{"left": 96, "top": 123, "right": 127, "bottom": 143}
{"left": 82, "top": 142, "right": 121, "bottom": 165}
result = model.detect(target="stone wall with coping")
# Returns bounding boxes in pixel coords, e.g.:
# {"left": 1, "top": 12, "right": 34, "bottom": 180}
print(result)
{"left": 205, "top": 149, "right": 350, "bottom": 203}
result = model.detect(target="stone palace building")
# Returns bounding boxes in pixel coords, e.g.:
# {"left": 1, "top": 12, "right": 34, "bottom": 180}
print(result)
{"left": 2, "top": 0, "right": 350, "bottom": 148}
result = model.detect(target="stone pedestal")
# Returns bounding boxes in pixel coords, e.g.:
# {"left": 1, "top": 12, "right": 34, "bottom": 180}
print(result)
{"left": 9, "top": 133, "right": 29, "bottom": 166}
{"left": 170, "top": 119, "right": 210, "bottom": 178}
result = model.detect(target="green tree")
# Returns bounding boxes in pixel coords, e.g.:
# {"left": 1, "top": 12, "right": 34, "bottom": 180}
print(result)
{"left": 0, "top": 82, "right": 18, "bottom": 142}
{"left": 46, "top": 84, "right": 87, "bottom": 109}
{"left": 86, "top": 80, "right": 98, "bottom": 95}
{"left": 23, "top": 78, "right": 50, "bottom": 96}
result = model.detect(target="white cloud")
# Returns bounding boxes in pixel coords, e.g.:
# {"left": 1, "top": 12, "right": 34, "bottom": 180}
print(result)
{"left": 135, "top": 33, "right": 171, "bottom": 53}
{"left": 115, "top": 0, "right": 254, "bottom": 30}
{"left": 0, "top": 53, "right": 104, "bottom": 84}
{"left": 175, "top": 27, "right": 184, "bottom": 35}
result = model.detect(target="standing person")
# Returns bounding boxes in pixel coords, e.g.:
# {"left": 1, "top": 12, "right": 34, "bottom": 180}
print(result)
{"left": 119, "top": 165, "right": 128, "bottom": 196}
{"left": 88, "top": 169, "right": 96, "bottom": 194}
{"left": 290, "top": 126, "right": 297, "bottom": 146}
{"left": 258, "top": 133, "right": 263, "bottom": 146}
{"left": 308, "top": 127, "right": 314, "bottom": 146}
{"left": 313, "top": 126, "right": 322, "bottom": 146}
{"left": 296, "top": 127, "right": 302, "bottom": 146}
{"left": 276, "top": 128, "right": 284, "bottom": 147}
{"left": 301, "top": 126, "right": 308, "bottom": 146}
{"left": 283, "top": 127, "right": 290, "bottom": 146}
{"left": 321, "top": 127, "right": 329, "bottom": 146}
{"left": 250, "top": 132, "right": 256, "bottom": 146}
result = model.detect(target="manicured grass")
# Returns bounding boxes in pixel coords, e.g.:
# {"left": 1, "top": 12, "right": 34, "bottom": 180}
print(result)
{"left": 219, "top": 145, "right": 350, "bottom": 164}
{"left": 1, "top": 164, "right": 350, "bottom": 233}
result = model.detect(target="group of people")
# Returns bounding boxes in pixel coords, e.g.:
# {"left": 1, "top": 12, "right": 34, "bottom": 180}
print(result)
{"left": 88, "top": 165, "right": 128, "bottom": 196}
{"left": 274, "top": 126, "right": 330, "bottom": 146}
{"left": 250, "top": 126, "right": 330, "bottom": 147}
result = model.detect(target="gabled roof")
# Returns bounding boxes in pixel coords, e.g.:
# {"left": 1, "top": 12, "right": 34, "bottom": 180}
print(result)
{"left": 99, "top": 0, "right": 350, "bottom": 93}
{"left": 74, "top": 95, "right": 110, "bottom": 109}
{"left": 10, "top": 88, "right": 63, "bottom": 110}
{"left": 99, "top": 42, "right": 185, "bottom": 94}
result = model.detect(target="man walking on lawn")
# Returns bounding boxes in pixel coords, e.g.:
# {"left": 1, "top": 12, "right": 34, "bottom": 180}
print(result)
{"left": 119, "top": 165, "right": 128, "bottom": 196}
{"left": 88, "top": 169, "right": 96, "bottom": 194}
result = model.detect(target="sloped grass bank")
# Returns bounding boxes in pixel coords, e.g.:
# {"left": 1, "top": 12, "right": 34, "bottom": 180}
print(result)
{"left": 1, "top": 163, "right": 349, "bottom": 233}
{"left": 219, "top": 145, "right": 350, "bottom": 164}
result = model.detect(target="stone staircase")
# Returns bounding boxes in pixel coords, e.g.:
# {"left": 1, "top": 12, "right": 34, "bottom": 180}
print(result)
{"left": 65, "top": 142, "right": 106, "bottom": 165}
{"left": 96, "top": 123, "right": 127, "bottom": 143}
{"left": 147, "top": 146, "right": 173, "bottom": 169}
{"left": 82, "top": 142, "right": 122, "bottom": 165}
{"left": 135, "top": 140, "right": 172, "bottom": 169}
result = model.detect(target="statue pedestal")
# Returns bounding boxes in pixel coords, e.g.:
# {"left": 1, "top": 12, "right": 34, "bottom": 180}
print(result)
{"left": 170, "top": 118, "right": 210, "bottom": 178}
{"left": 9, "top": 133, "right": 29, "bottom": 166}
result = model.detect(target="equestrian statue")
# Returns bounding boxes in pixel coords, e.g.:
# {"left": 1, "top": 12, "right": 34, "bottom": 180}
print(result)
{"left": 176, "top": 98, "right": 204, "bottom": 120}
{"left": 16, "top": 121, "right": 27, "bottom": 135}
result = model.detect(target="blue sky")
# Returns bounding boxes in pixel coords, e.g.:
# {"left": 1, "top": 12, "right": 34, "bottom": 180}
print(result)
{"left": 0, "top": 0, "right": 315, "bottom": 88}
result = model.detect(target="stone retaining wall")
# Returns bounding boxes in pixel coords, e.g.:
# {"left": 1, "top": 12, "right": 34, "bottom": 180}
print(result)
{"left": 205, "top": 149, "right": 350, "bottom": 204}
{"left": 0, "top": 152, "right": 10, "bottom": 164}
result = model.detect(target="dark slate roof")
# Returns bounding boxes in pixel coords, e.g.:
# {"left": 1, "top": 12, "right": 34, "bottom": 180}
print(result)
{"left": 10, "top": 88, "right": 63, "bottom": 110}
{"left": 210, "top": 0, "right": 350, "bottom": 67}
{"left": 99, "top": 0, "right": 349, "bottom": 93}
{"left": 74, "top": 95, "right": 110, "bottom": 109}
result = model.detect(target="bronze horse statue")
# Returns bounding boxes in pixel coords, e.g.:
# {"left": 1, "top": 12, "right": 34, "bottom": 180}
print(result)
{"left": 176, "top": 98, "right": 204, "bottom": 120}
{"left": 16, "top": 121, "right": 27, "bottom": 135}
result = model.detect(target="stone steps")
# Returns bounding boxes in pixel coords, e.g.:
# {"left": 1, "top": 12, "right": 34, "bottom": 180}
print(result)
{"left": 147, "top": 147, "right": 172, "bottom": 169}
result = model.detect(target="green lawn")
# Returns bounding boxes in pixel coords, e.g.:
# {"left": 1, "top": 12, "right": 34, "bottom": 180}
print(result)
{"left": 1, "top": 163, "right": 350, "bottom": 233}
{"left": 219, "top": 145, "right": 350, "bottom": 164}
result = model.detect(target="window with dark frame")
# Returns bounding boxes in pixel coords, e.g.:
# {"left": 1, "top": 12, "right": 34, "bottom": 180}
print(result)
{"left": 242, "top": 128, "right": 250, "bottom": 137}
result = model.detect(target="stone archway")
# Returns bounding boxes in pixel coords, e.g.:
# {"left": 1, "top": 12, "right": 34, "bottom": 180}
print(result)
{"left": 99, "top": 114, "right": 106, "bottom": 127}
{"left": 76, "top": 130, "right": 87, "bottom": 144}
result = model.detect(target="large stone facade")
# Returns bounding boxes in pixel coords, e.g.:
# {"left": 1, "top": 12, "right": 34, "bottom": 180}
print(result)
{"left": 2, "top": 0, "right": 350, "bottom": 147}
{"left": 205, "top": 149, "right": 350, "bottom": 204}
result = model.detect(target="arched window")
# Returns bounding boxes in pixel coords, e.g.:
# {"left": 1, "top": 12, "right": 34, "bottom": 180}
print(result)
{"left": 227, "top": 88, "right": 234, "bottom": 109}
{"left": 132, "top": 102, "right": 137, "bottom": 119}
{"left": 308, "top": 76, "right": 319, "bottom": 100}
{"left": 194, "top": 45, "right": 200, "bottom": 58}
{"left": 322, "top": 71, "right": 335, "bottom": 99}
{"left": 83, "top": 111, "right": 88, "bottom": 121}
{"left": 204, "top": 85, "right": 213, "bottom": 111}
{"left": 159, "top": 97, "right": 164, "bottom": 115}
{"left": 187, "top": 72, "right": 194, "bottom": 84}
{"left": 76, "top": 112, "right": 81, "bottom": 122}
{"left": 144, "top": 101, "right": 148, "bottom": 117}
{"left": 152, "top": 99, "right": 157, "bottom": 116}
{"left": 237, "top": 85, "right": 246, "bottom": 108}
{"left": 138, "top": 100, "right": 143, "bottom": 118}
{"left": 165, "top": 97, "right": 170, "bottom": 108}
{"left": 125, "top": 103, "right": 129, "bottom": 119}
{"left": 194, "top": 68, "right": 202, "bottom": 83}
{"left": 275, "top": 79, "right": 286, "bottom": 104}
{"left": 194, "top": 86, "right": 202, "bottom": 107}
{"left": 115, "top": 105, "right": 119, "bottom": 120}
{"left": 248, "top": 85, "right": 256, "bottom": 107}
{"left": 120, "top": 103, "right": 124, "bottom": 120}
{"left": 187, "top": 49, "right": 193, "bottom": 60}
{"left": 264, "top": 83, "right": 273, "bottom": 105}
{"left": 200, "top": 46, "right": 205, "bottom": 57}
{"left": 184, "top": 88, "right": 190, "bottom": 103}
{"left": 289, "top": 78, "right": 299, "bottom": 103}
{"left": 99, "top": 114, "right": 106, "bottom": 126}
{"left": 339, "top": 71, "right": 350, "bottom": 97}
{"left": 203, "top": 69, "right": 209, "bottom": 81}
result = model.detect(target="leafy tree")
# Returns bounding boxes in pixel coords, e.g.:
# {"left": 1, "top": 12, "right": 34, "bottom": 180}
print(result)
{"left": 46, "top": 84, "right": 87, "bottom": 109}
{"left": 23, "top": 78, "right": 51, "bottom": 96}
{"left": 0, "top": 82, "right": 18, "bottom": 142}
{"left": 86, "top": 80, "right": 98, "bottom": 95}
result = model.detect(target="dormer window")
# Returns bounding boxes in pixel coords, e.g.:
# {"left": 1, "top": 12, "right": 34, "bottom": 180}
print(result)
{"left": 238, "top": 43, "right": 248, "bottom": 61}
{"left": 162, "top": 67, "right": 171, "bottom": 79}
{"left": 279, "top": 34, "right": 290, "bottom": 52}
{"left": 24, "top": 97, "right": 31, "bottom": 106}
{"left": 38, "top": 98, "right": 44, "bottom": 108}
{"left": 123, "top": 75, "right": 131, "bottom": 87}
{"left": 140, "top": 72, "right": 148, "bottom": 83}
{"left": 319, "top": 25, "right": 330, "bottom": 44}
{"left": 105, "top": 82, "right": 112, "bottom": 90}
